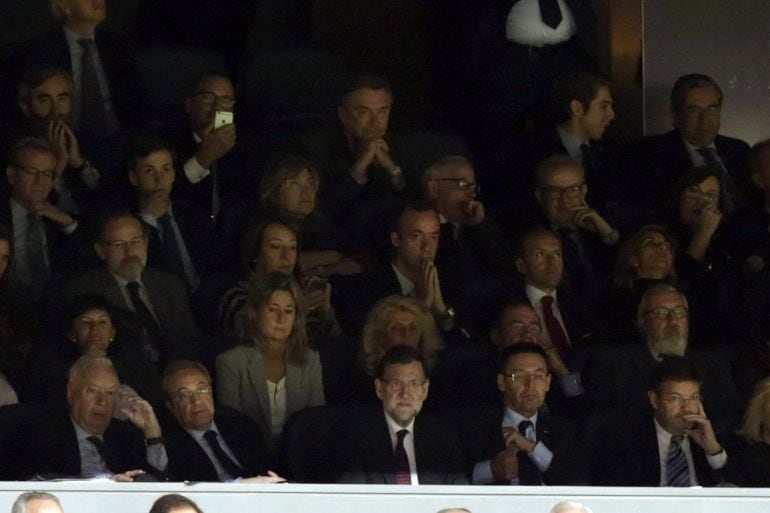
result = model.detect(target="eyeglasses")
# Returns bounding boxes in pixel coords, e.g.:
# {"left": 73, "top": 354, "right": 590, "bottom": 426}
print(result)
{"left": 192, "top": 91, "right": 236, "bottom": 110}
{"left": 662, "top": 393, "right": 702, "bottom": 407}
{"left": 382, "top": 379, "right": 426, "bottom": 392}
{"left": 176, "top": 386, "right": 212, "bottom": 402}
{"left": 683, "top": 105, "right": 721, "bottom": 118}
{"left": 639, "top": 237, "right": 672, "bottom": 251}
{"left": 539, "top": 183, "right": 584, "bottom": 200}
{"left": 502, "top": 370, "right": 549, "bottom": 384}
{"left": 102, "top": 237, "right": 146, "bottom": 250}
{"left": 683, "top": 186, "right": 719, "bottom": 204}
{"left": 16, "top": 166, "right": 55, "bottom": 181}
{"left": 435, "top": 178, "right": 480, "bottom": 193}
{"left": 643, "top": 306, "right": 688, "bottom": 320}
{"left": 501, "top": 322, "right": 541, "bottom": 335}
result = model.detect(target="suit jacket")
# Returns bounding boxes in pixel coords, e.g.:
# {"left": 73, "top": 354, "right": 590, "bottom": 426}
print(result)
{"left": 584, "top": 343, "right": 741, "bottom": 434}
{"left": 633, "top": 130, "right": 751, "bottom": 205}
{"left": 334, "top": 406, "right": 468, "bottom": 484}
{"left": 13, "top": 28, "right": 142, "bottom": 130}
{"left": 331, "top": 265, "right": 401, "bottom": 338}
{"left": 21, "top": 413, "right": 161, "bottom": 480}
{"left": 164, "top": 407, "right": 270, "bottom": 482}
{"left": 594, "top": 411, "right": 721, "bottom": 486}
{"left": 461, "top": 406, "right": 583, "bottom": 485}
{"left": 65, "top": 266, "right": 202, "bottom": 361}
{"left": 215, "top": 345, "right": 325, "bottom": 446}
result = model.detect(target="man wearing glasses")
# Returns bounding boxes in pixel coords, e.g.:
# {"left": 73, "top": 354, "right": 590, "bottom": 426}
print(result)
{"left": 159, "top": 73, "right": 241, "bottom": 224}
{"left": 162, "top": 360, "right": 285, "bottom": 483}
{"left": 423, "top": 155, "right": 512, "bottom": 332}
{"left": 635, "top": 73, "right": 750, "bottom": 212}
{"left": 593, "top": 356, "right": 727, "bottom": 486}
{"left": 2, "top": 137, "right": 81, "bottom": 299}
{"left": 584, "top": 283, "right": 740, "bottom": 433}
{"left": 66, "top": 211, "right": 201, "bottom": 368}
{"left": 462, "top": 343, "right": 582, "bottom": 485}
{"left": 335, "top": 345, "right": 467, "bottom": 484}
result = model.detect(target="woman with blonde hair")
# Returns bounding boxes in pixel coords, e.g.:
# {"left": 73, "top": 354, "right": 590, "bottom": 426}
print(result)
{"left": 725, "top": 377, "right": 770, "bottom": 486}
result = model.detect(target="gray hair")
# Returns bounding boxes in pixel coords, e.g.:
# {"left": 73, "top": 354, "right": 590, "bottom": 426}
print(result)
{"left": 12, "top": 492, "right": 62, "bottom": 513}
{"left": 435, "top": 509, "right": 471, "bottom": 513}
{"left": 67, "top": 355, "right": 115, "bottom": 384}
{"left": 636, "top": 282, "right": 688, "bottom": 319}
{"left": 550, "top": 501, "right": 593, "bottom": 513}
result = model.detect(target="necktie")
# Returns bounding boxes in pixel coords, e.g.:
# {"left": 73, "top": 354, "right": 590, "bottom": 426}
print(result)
{"left": 157, "top": 214, "right": 184, "bottom": 274}
{"left": 125, "top": 281, "right": 164, "bottom": 362}
{"left": 666, "top": 435, "right": 690, "bottom": 487}
{"left": 393, "top": 429, "right": 412, "bottom": 484}
{"left": 540, "top": 295, "right": 570, "bottom": 356}
{"left": 203, "top": 430, "right": 243, "bottom": 479}
{"left": 516, "top": 420, "right": 541, "bottom": 485}
{"left": 697, "top": 147, "right": 736, "bottom": 212}
{"left": 77, "top": 38, "right": 107, "bottom": 138}
{"left": 26, "top": 214, "right": 49, "bottom": 289}
{"left": 538, "top": 0, "right": 563, "bottom": 29}
{"left": 87, "top": 435, "right": 107, "bottom": 462}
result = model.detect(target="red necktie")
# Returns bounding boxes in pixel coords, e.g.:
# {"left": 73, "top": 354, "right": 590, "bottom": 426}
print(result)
{"left": 393, "top": 429, "right": 412, "bottom": 484}
{"left": 541, "top": 295, "right": 570, "bottom": 356}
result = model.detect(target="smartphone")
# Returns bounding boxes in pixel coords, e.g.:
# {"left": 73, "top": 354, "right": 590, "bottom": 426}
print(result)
{"left": 214, "top": 110, "right": 234, "bottom": 128}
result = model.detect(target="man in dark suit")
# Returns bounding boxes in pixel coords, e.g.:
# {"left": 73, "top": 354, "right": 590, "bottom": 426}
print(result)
{"left": 462, "top": 343, "right": 582, "bottom": 485}
{"left": 634, "top": 73, "right": 751, "bottom": 213}
{"left": 127, "top": 133, "right": 212, "bottom": 292}
{"left": 335, "top": 345, "right": 467, "bottom": 484}
{"left": 2, "top": 137, "right": 82, "bottom": 299}
{"left": 66, "top": 211, "right": 202, "bottom": 367}
{"left": 332, "top": 201, "right": 458, "bottom": 339}
{"left": 593, "top": 356, "right": 727, "bottom": 486}
{"left": 423, "top": 155, "right": 512, "bottom": 331}
{"left": 584, "top": 283, "right": 740, "bottom": 433}
{"left": 162, "top": 360, "right": 284, "bottom": 483}
{"left": 21, "top": 355, "right": 167, "bottom": 480}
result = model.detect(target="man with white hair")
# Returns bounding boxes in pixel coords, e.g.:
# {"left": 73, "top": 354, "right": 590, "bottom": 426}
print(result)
{"left": 549, "top": 501, "right": 593, "bottom": 513}
{"left": 584, "top": 283, "right": 739, "bottom": 432}
{"left": 11, "top": 492, "right": 63, "bottom": 513}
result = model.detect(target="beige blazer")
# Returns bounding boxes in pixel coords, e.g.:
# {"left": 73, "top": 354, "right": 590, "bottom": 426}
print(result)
{"left": 215, "top": 344, "right": 324, "bottom": 445}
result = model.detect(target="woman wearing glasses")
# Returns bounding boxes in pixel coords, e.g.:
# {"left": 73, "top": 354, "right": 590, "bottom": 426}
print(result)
{"left": 216, "top": 272, "right": 324, "bottom": 449}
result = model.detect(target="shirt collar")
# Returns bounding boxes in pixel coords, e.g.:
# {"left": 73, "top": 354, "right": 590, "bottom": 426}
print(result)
{"left": 504, "top": 407, "right": 539, "bottom": 429}
{"left": 525, "top": 283, "right": 557, "bottom": 304}
{"left": 187, "top": 419, "right": 218, "bottom": 442}
{"left": 63, "top": 25, "right": 94, "bottom": 48}
{"left": 391, "top": 263, "right": 415, "bottom": 297}
{"left": 111, "top": 271, "right": 146, "bottom": 290}
{"left": 71, "top": 416, "right": 102, "bottom": 439}
{"left": 557, "top": 126, "right": 587, "bottom": 159}
{"left": 9, "top": 198, "right": 28, "bottom": 218}
{"left": 383, "top": 409, "right": 415, "bottom": 438}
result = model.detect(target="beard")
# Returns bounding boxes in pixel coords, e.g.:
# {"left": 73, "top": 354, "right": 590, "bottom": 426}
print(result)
{"left": 648, "top": 325, "right": 688, "bottom": 357}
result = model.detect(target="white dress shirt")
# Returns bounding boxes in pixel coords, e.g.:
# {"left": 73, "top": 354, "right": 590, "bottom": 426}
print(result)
{"left": 384, "top": 412, "right": 419, "bottom": 485}
{"left": 654, "top": 419, "right": 727, "bottom": 486}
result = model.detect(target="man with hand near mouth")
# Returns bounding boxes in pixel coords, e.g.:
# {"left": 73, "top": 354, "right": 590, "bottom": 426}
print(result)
{"left": 21, "top": 355, "right": 167, "bottom": 481}
{"left": 593, "top": 355, "right": 727, "bottom": 486}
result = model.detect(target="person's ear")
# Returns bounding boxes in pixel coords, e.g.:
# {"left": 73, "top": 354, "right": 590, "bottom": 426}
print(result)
{"left": 569, "top": 99, "right": 584, "bottom": 117}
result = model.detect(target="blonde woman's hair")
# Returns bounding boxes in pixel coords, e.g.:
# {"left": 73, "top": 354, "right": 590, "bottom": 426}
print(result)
{"left": 739, "top": 377, "right": 770, "bottom": 443}
{"left": 360, "top": 295, "right": 442, "bottom": 376}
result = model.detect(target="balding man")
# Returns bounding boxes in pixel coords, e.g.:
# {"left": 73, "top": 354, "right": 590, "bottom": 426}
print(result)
{"left": 11, "top": 492, "right": 64, "bottom": 513}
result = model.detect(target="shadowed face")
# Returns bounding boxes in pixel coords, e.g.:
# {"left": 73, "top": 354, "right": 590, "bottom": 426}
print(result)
{"left": 166, "top": 368, "right": 215, "bottom": 431}
{"left": 376, "top": 361, "right": 429, "bottom": 428}
{"left": 574, "top": 85, "right": 615, "bottom": 140}
{"left": 20, "top": 73, "right": 72, "bottom": 125}
{"left": 95, "top": 216, "right": 148, "bottom": 281}
{"left": 338, "top": 87, "right": 392, "bottom": 143}
{"left": 68, "top": 365, "right": 118, "bottom": 435}
{"left": 70, "top": 308, "right": 115, "bottom": 356}
{"left": 515, "top": 232, "right": 563, "bottom": 292}
{"left": 497, "top": 351, "right": 551, "bottom": 417}
{"left": 637, "top": 290, "right": 689, "bottom": 356}
{"left": 649, "top": 379, "right": 702, "bottom": 436}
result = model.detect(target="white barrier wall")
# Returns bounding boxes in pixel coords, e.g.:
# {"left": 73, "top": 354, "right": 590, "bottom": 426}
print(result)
{"left": 0, "top": 483, "right": 768, "bottom": 513}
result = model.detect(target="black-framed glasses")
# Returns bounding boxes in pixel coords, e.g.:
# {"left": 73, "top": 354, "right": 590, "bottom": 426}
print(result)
{"left": 435, "top": 178, "right": 480, "bottom": 193}
{"left": 500, "top": 321, "right": 541, "bottom": 335}
{"left": 101, "top": 236, "right": 146, "bottom": 250}
{"left": 192, "top": 91, "right": 236, "bottom": 110}
{"left": 539, "top": 183, "right": 584, "bottom": 200}
{"left": 17, "top": 166, "right": 55, "bottom": 181}
{"left": 643, "top": 306, "right": 688, "bottom": 320}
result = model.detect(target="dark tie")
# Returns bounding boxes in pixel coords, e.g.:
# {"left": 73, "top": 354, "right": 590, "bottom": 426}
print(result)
{"left": 25, "top": 214, "right": 49, "bottom": 295}
{"left": 125, "top": 281, "right": 164, "bottom": 362}
{"left": 77, "top": 38, "right": 108, "bottom": 138}
{"left": 87, "top": 435, "right": 107, "bottom": 462}
{"left": 540, "top": 295, "right": 570, "bottom": 356}
{"left": 558, "top": 227, "right": 597, "bottom": 298}
{"left": 393, "top": 429, "right": 412, "bottom": 484}
{"left": 203, "top": 430, "right": 243, "bottom": 479}
{"left": 697, "top": 146, "right": 737, "bottom": 212}
{"left": 157, "top": 214, "right": 184, "bottom": 274}
{"left": 538, "top": 0, "right": 563, "bottom": 29}
{"left": 666, "top": 435, "right": 690, "bottom": 487}
{"left": 516, "top": 420, "right": 541, "bottom": 485}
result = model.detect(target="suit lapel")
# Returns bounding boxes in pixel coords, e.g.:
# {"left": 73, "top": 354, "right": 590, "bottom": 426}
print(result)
{"left": 245, "top": 350, "right": 271, "bottom": 433}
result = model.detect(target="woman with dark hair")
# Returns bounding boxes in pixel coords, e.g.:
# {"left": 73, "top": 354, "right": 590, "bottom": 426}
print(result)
{"left": 258, "top": 154, "right": 362, "bottom": 277}
{"left": 663, "top": 164, "right": 739, "bottom": 349}
{"left": 216, "top": 272, "right": 324, "bottom": 448}
{"left": 20, "top": 295, "right": 162, "bottom": 407}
